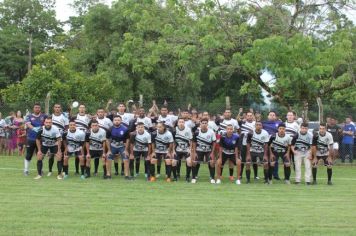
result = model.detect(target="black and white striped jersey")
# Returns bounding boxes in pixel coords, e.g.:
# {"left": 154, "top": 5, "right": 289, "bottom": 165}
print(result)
{"left": 184, "top": 119, "right": 196, "bottom": 130}
{"left": 52, "top": 113, "right": 69, "bottom": 134}
{"left": 158, "top": 115, "right": 178, "bottom": 128}
{"left": 130, "top": 130, "right": 152, "bottom": 152}
{"left": 312, "top": 131, "right": 334, "bottom": 157}
{"left": 63, "top": 129, "right": 86, "bottom": 153}
{"left": 152, "top": 130, "right": 174, "bottom": 154}
{"left": 239, "top": 121, "right": 255, "bottom": 145}
{"left": 292, "top": 131, "right": 313, "bottom": 153}
{"left": 285, "top": 121, "right": 300, "bottom": 138}
{"left": 97, "top": 117, "right": 113, "bottom": 132}
{"left": 269, "top": 133, "right": 292, "bottom": 155}
{"left": 173, "top": 126, "right": 193, "bottom": 153}
{"left": 36, "top": 126, "right": 61, "bottom": 147}
{"left": 117, "top": 112, "right": 135, "bottom": 127}
{"left": 135, "top": 117, "right": 153, "bottom": 130}
{"left": 193, "top": 128, "right": 216, "bottom": 152}
{"left": 75, "top": 114, "right": 90, "bottom": 131}
{"left": 85, "top": 128, "right": 107, "bottom": 151}
{"left": 218, "top": 118, "right": 240, "bottom": 135}
{"left": 247, "top": 129, "right": 269, "bottom": 154}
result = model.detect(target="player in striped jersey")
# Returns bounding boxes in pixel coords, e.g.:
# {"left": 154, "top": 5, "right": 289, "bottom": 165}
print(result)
{"left": 312, "top": 123, "right": 334, "bottom": 185}
{"left": 173, "top": 118, "right": 193, "bottom": 182}
{"left": 133, "top": 108, "right": 153, "bottom": 132}
{"left": 150, "top": 122, "right": 174, "bottom": 182}
{"left": 239, "top": 111, "right": 256, "bottom": 181}
{"left": 129, "top": 122, "right": 152, "bottom": 179}
{"left": 191, "top": 118, "right": 216, "bottom": 184}
{"left": 216, "top": 124, "right": 241, "bottom": 185}
{"left": 268, "top": 123, "right": 293, "bottom": 184}
{"left": 96, "top": 108, "right": 113, "bottom": 132}
{"left": 285, "top": 111, "right": 300, "bottom": 171}
{"left": 85, "top": 120, "right": 108, "bottom": 179}
{"left": 246, "top": 121, "right": 269, "bottom": 183}
{"left": 291, "top": 122, "right": 313, "bottom": 185}
{"left": 34, "top": 117, "right": 62, "bottom": 180}
{"left": 157, "top": 106, "right": 178, "bottom": 130}
{"left": 62, "top": 119, "right": 86, "bottom": 179}
{"left": 181, "top": 110, "right": 196, "bottom": 130}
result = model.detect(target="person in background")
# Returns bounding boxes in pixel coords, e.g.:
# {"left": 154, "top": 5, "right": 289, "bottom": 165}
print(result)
{"left": 0, "top": 113, "right": 7, "bottom": 155}
{"left": 16, "top": 123, "right": 27, "bottom": 156}
{"left": 326, "top": 115, "right": 342, "bottom": 161}
{"left": 341, "top": 116, "right": 355, "bottom": 163}
{"left": 6, "top": 112, "right": 17, "bottom": 156}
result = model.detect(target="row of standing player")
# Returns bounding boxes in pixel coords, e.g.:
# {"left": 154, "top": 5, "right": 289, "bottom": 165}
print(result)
{"left": 23, "top": 103, "right": 334, "bottom": 185}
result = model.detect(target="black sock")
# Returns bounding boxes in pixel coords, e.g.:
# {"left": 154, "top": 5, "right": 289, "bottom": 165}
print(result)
{"left": 268, "top": 166, "right": 274, "bottom": 180}
{"left": 209, "top": 165, "right": 215, "bottom": 179}
{"left": 157, "top": 165, "right": 161, "bottom": 175}
{"left": 80, "top": 165, "right": 85, "bottom": 175}
{"left": 94, "top": 158, "right": 99, "bottom": 173}
{"left": 264, "top": 168, "right": 268, "bottom": 181}
{"left": 49, "top": 157, "right": 54, "bottom": 172}
{"left": 177, "top": 160, "right": 181, "bottom": 175}
{"left": 114, "top": 162, "right": 119, "bottom": 173}
{"left": 166, "top": 165, "right": 172, "bottom": 178}
{"left": 327, "top": 168, "right": 332, "bottom": 181}
{"left": 150, "top": 163, "right": 155, "bottom": 177}
{"left": 121, "top": 162, "right": 124, "bottom": 173}
{"left": 240, "top": 164, "right": 244, "bottom": 178}
{"left": 135, "top": 159, "right": 140, "bottom": 174}
{"left": 63, "top": 165, "right": 68, "bottom": 175}
{"left": 103, "top": 165, "right": 107, "bottom": 176}
{"left": 192, "top": 166, "right": 197, "bottom": 179}
{"left": 220, "top": 167, "right": 224, "bottom": 176}
{"left": 172, "top": 166, "right": 177, "bottom": 179}
{"left": 37, "top": 160, "right": 43, "bottom": 175}
{"left": 129, "top": 159, "right": 134, "bottom": 177}
{"left": 194, "top": 164, "right": 200, "bottom": 178}
{"left": 86, "top": 166, "right": 90, "bottom": 177}
{"left": 75, "top": 157, "right": 79, "bottom": 173}
{"left": 186, "top": 164, "right": 192, "bottom": 179}
{"left": 285, "top": 166, "right": 291, "bottom": 180}
{"left": 57, "top": 161, "right": 62, "bottom": 175}
{"left": 312, "top": 168, "right": 317, "bottom": 181}
{"left": 253, "top": 164, "right": 258, "bottom": 178}
{"left": 145, "top": 160, "right": 150, "bottom": 176}
{"left": 229, "top": 168, "right": 233, "bottom": 177}
{"left": 246, "top": 169, "right": 251, "bottom": 180}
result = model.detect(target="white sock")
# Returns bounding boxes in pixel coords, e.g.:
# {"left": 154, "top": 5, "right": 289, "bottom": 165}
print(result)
{"left": 24, "top": 159, "right": 30, "bottom": 172}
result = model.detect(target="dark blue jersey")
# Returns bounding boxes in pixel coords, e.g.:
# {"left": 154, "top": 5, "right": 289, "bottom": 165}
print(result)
{"left": 25, "top": 113, "right": 47, "bottom": 141}
{"left": 107, "top": 125, "right": 129, "bottom": 148}
{"left": 219, "top": 133, "right": 239, "bottom": 155}
{"left": 262, "top": 120, "right": 282, "bottom": 136}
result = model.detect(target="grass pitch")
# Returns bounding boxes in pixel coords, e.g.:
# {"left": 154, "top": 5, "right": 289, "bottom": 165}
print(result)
{"left": 0, "top": 156, "right": 355, "bottom": 236}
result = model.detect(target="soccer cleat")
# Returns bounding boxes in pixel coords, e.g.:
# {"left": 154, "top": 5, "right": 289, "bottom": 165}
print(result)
{"left": 235, "top": 179, "right": 241, "bottom": 185}
{"left": 114, "top": 172, "right": 119, "bottom": 176}
{"left": 312, "top": 180, "right": 317, "bottom": 185}
{"left": 268, "top": 180, "right": 273, "bottom": 185}
{"left": 191, "top": 178, "right": 197, "bottom": 184}
{"left": 24, "top": 171, "right": 29, "bottom": 176}
{"left": 229, "top": 176, "right": 234, "bottom": 182}
{"left": 57, "top": 175, "right": 63, "bottom": 180}
{"left": 254, "top": 176, "right": 260, "bottom": 180}
{"left": 185, "top": 177, "right": 190, "bottom": 183}
{"left": 93, "top": 172, "right": 98, "bottom": 177}
{"left": 125, "top": 176, "right": 131, "bottom": 181}
{"left": 306, "top": 182, "right": 311, "bottom": 185}
{"left": 274, "top": 176, "right": 281, "bottom": 180}
{"left": 173, "top": 178, "right": 178, "bottom": 182}
{"left": 285, "top": 180, "right": 291, "bottom": 185}
{"left": 210, "top": 179, "right": 216, "bottom": 184}
{"left": 47, "top": 172, "right": 52, "bottom": 177}
{"left": 156, "top": 174, "right": 161, "bottom": 178}
{"left": 120, "top": 171, "right": 124, "bottom": 176}
{"left": 264, "top": 180, "right": 269, "bottom": 184}
{"left": 150, "top": 176, "right": 156, "bottom": 182}
{"left": 246, "top": 179, "right": 251, "bottom": 184}
{"left": 106, "top": 176, "right": 112, "bottom": 180}
{"left": 144, "top": 173, "right": 148, "bottom": 178}
{"left": 216, "top": 179, "right": 221, "bottom": 184}
{"left": 34, "top": 175, "right": 42, "bottom": 180}
{"left": 327, "top": 181, "right": 333, "bottom": 185}
{"left": 166, "top": 178, "right": 171, "bottom": 182}
{"left": 80, "top": 175, "right": 86, "bottom": 180}
{"left": 135, "top": 173, "right": 139, "bottom": 177}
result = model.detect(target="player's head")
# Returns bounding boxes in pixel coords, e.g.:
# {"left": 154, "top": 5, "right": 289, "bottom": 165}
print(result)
{"left": 255, "top": 120, "right": 262, "bottom": 131}
{"left": 346, "top": 115, "right": 352, "bottom": 124}
{"left": 138, "top": 108, "right": 145, "bottom": 118}
{"left": 53, "top": 104, "right": 62, "bottom": 114}
{"left": 202, "top": 111, "right": 209, "bottom": 120}
{"left": 286, "top": 111, "right": 295, "bottom": 122}
{"left": 90, "top": 119, "right": 99, "bottom": 132}
{"left": 181, "top": 110, "right": 190, "bottom": 119}
{"left": 177, "top": 117, "right": 185, "bottom": 129}
{"left": 157, "top": 122, "right": 166, "bottom": 134}
{"left": 329, "top": 116, "right": 337, "bottom": 125}
{"left": 78, "top": 104, "right": 86, "bottom": 114}
{"left": 319, "top": 123, "right": 326, "bottom": 135}
{"left": 200, "top": 118, "right": 209, "bottom": 131}
{"left": 246, "top": 111, "right": 253, "bottom": 122}
{"left": 136, "top": 122, "right": 145, "bottom": 134}
{"left": 268, "top": 111, "right": 277, "bottom": 121}
{"left": 223, "top": 109, "right": 232, "bottom": 119}
{"left": 33, "top": 103, "right": 41, "bottom": 114}
{"left": 226, "top": 124, "right": 234, "bottom": 136}
{"left": 277, "top": 123, "right": 286, "bottom": 136}
{"left": 300, "top": 122, "right": 308, "bottom": 134}
{"left": 44, "top": 117, "right": 52, "bottom": 129}
{"left": 113, "top": 115, "right": 122, "bottom": 126}
{"left": 160, "top": 106, "right": 168, "bottom": 116}
{"left": 117, "top": 103, "right": 126, "bottom": 113}
{"left": 97, "top": 108, "right": 105, "bottom": 119}
{"left": 69, "top": 119, "right": 76, "bottom": 131}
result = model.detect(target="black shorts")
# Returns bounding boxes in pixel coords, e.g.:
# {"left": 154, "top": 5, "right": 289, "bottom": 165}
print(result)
{"left": 271, "top": 152, "right": 289, "bottom": 164}
{"left": 316, "top": 156, "right": 333, "bottom": 166}
{"left": 41, "top": 146, "right": 58, "bottom": 155}
{"left": 195, "top": 151, "right": 212, "bottom": 163}
{"left": 89, "top": 150, "right": 103, "bottom": 159}
{"left": 240, "top": 145, "right": 247, "bottom": 162}
{"left": 154, "top": 153, "right": 169, "bottom": 161}
{"left": 67, "top": 151, "right": 81, "bottom": 158}
{"left": 221, "top": 153, "right": 236, "bottom": 166}
{"left": 134, "top": 151, "right": 148, "bottom": 159}
{"left": 175, "top": 152, "right": 189, "bottom": 160}
{"left": 250, "top": 152, "right": 265, "bottom": 164}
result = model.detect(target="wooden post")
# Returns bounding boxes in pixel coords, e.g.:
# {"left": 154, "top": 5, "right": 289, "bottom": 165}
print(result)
{"left": 45, "top": 92, "right": 51, "bottom": 115}
{"left": 139, "top": 94, "right": 143, "bottom": 108}
{"left": 316, "top": 97, "right": 323, "bottom": 123}
{"left": 225, "top": 96, "right": 231, "bottom": 110}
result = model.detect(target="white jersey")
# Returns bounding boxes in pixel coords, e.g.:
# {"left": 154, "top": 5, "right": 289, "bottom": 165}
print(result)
{"left": 130, "top": 130, "right": 152, "bottom": 152}
{"left": 97, "top": 117, "right": 113, "bottom": 131}
{"left": 293, "top": 131, "right": 313, "bottom": 154}
{"left": 75, "top": 114, "right": 90, "bottom": 131}
{"left": 313, "top": 131, "right": 334, "bottom": 157}
{"left": 52, "top": 113, "right": 69, "bottom": 134}
{"left": 247, "top": 129, "right": 269, "bottom": 154}
{"left": 286, "top": 121, "right": 300, "bottom": 138}
{"left": 37, "top": 126, "right": 61, "bottom": 147}
{"left": 135, "top": 117, "right": 153, "bottom": 130}
{"left": 152, "top": 130, "right": 174, "bottom": 154}
{"left": 117, "top": 112, "right": 135, "bottom": 126}
{"left": 174, "top": 126, "right": 193, "bottom": 153}
{"left": 184, "top": 120, "right": 196, "bottom": 130}
{"left": 64, "top": 129, "right": 86, "bottom": 153}
{"left": 269, "top": 134, "right": 292, "bottom": 154}
{"left": 86, "top": 128, "right": 107, "bottom": 151}
{"left": 240, "top": 121, "right": 255, "bottom": 145}
{"left": 219, "top": 118, "right": 240, "bottom": 135}
{"left": 0, "top": 119, "right": 6, "bottom": 137}
{"left": 208, "top": 120, "right": 219, "bottom": 133}
{"left": 193, "top": 128, "right": 216, "bottom": 152}
{"left": 158, "top": 115, "right": 178, "bottom": 128}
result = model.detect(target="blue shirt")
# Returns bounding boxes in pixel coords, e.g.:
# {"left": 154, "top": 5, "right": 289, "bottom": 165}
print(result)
{"left": 342, "top": 124, "right": 355, "bottom": 144}
{"left": 25, "top": 114, "right": 47, "bottom": 141}
{"left": 262, "top": 120, "right": 282, "bottom": 136}
{"left": 108, "top": 125, "right": 129, "bottom": 148}
{"left": 220, "top": 133, "right": 239, "bottom": 154}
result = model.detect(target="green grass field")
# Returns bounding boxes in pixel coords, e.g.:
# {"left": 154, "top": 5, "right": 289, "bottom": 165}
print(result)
{"left": 0, "top": 156, "right": 356, "bottom": 236}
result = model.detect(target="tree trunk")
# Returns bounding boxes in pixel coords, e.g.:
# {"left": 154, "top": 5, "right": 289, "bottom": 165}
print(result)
{"left": 316, "top": 97, "right": 323, "bottom": 123}
{"left": 302, "top": 100, "right": 309, "bottom": 122}
{"left": 28, "top": 32, "right": 33, "bottom": 72}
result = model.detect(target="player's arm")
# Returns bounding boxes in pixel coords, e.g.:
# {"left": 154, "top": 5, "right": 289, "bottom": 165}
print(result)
{"left": 268, "top": 136, "right": 275, "bottom": 160}
{"left": 129, "top": 132, "right": 135, "bottom": 157}
{"left": 36, "top": 129, "right": 43, "bottom": 156}
{"left": 311, "top": 134, "right": 318, "bottom": 163}
{"left": 246, "top": 133, "right": 252, "bottom": 160}
{"left": 85, "top": 133, "right": 91, "bottom": 158}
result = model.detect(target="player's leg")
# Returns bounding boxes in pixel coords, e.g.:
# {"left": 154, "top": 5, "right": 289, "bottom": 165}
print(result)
{"left": 85, "top": 152, "right": 92, "bottom": 178}
{"left": 262, "top": 155, "right": 269, "bottom": 184}
{"left": 208, "top": 153, "right": 215, "bottom": 183}
{"left": 185, "top": 155, "right": 193, "bottom": 182}
{"left": 48, "top": 152, "right": 54, "bottom": 176}
{"left": 283, "top": 155, "right": 291, "bottom": 184}
{"left": 235, "top": 156, "right": 241, "bottom": 185}
{"left": 165, "top": 154, "right": 172, "bottom": 182}
{"left": 149, "top": 154, "right": 158, "bottom": 182}
{"left": 294, "top": 152, "right": 302, "bottom": 184}
{"left": 34, "top": 146, "right": 45, "bottom": 180}
{"left": 216, "top": 154, "right": 225, "bottom": 183}
{"left": 156, "top": 155, "right": 162, "bottom": 178}
{"left": 191, "top": 152, "right": 202, "bottom": 183}
{"left": 268, "top": 154, "right": 276, "bottom": 184}
{"left": 312, "top": 157, "right": 320, "bottom": 185}
{"left": 24, "top": 140, "right": 36, "bottom": 175}
{"left": 79, "top": 154, "right": 86, "bottom": 179}
{"left": 304, "top": 155, "right": 312, "bottom": 185}
{"left": 134, "top": 152, "right": 142, "bottom": 177}
{"left": 245, "top": 153, "right": 251, "bottom": 183}
{"left": 63, "top": 153, "right": 70, "bottom": 178}
{"left": 325, "top": 157, "right": 333, "bottom": 185}
{"left": 54, "top": 146, "right": 63, "bottom": 179}
{"left": 240, "top": 145, "right": 246, "bottom": 180}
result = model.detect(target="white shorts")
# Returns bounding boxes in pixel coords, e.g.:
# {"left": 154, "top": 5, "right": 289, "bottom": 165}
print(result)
{"left": 333, "top": 143, "right": 339, "bottom": 150}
